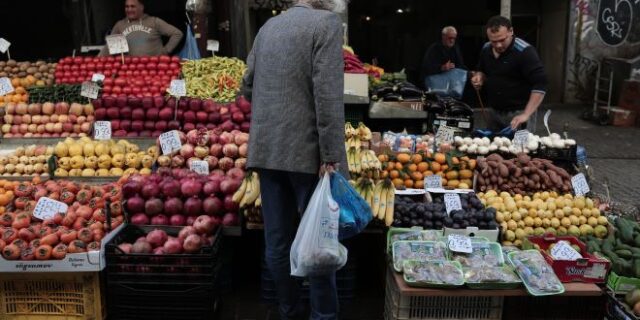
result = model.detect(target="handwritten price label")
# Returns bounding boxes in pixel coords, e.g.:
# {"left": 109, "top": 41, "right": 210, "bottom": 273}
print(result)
{"left": 159, "top": 130, "right": 182, "bottom": 155}
{"left": 550, "top": 241, "right": 582, "bottom": 261}
{"left": 513, "top": 130, "right": 530, "bottom": 148}
{"left": 447, "top": 234, "right": 472, "bottom": 253}
{"left": 444, "top": 193, "right": 462, "bottom": 214}
{"left": 190, "top": 160, "right": 209, "bottom": 175}
{"left": 80, "top": 81, "right": 100, "bottom": 99}
{"left": 425, "top": 175, "right": 442, "bottom": 189}
{"left": 435, "top": 125, "right": 456, "bottom": 145}
{"left": 169, "top": 79, "right": 186, "bottom": 97}
{"left": 91, "top": 73, "right": 105, "bottom": 82}
{"left": 571, "top": 173, "right": 590, "bottom": 196}
{"left": 207, "top": 39, "right": 220, "bottom": 52}
{"left": 93, "top": 121, "right": 112, "bottom": 140}
{"left": 0, "top": 77, "right": 14, "bottom": 96}
{"left": 106, "top": 34, "right": 129, "bottom": 55}
{"left": 33, "top": 197, "right": 68, "bottom": 220}
{"left": 0, "top": 38, "right": 10, "bottom": 54}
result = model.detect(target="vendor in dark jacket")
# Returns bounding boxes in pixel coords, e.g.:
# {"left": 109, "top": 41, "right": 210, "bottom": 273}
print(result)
{"left": 421, "top": 26, "right": 467, "bottom": 77}
{"left": 471, "top": 16, "right": 548, "bottom": 130}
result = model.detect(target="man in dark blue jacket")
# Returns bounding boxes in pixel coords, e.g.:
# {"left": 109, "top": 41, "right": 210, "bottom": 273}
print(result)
{"left": 471, "top": 16, "right": 548, "bottom": 130}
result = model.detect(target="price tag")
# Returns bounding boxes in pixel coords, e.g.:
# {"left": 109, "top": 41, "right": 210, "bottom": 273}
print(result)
{"left": 550, "top": 241, "right": 582, "bottom": 261}
{"left": 447, "top": 234, "right": 472, "bottom": 253}
{"left": 169, "top": 79, "right": 186, "bottom": 97}
{"left": 0, "top": 77, "right": 14, "bottom": 96}
{"left": 0, "top": 38, "right": 10, "bottom": 54}
{"left": 159, "top": 130, "right": 182, "bottom": 155}
{"left": 33, "top": 197, "right": 68, "bottom": 220}
{"left": 543, "top": 109, "right": 552, "bottom": 135}
{"left": 93, "top": 121, "right": 112, "bottom": 140}
{"left": 106, "top": 34, "right": 129, "bottom": 55}
{"left": 92, "top": 73, "right": 105, "bottom": 82}
{"left": 571, "top": 173, "right": 590, "bottom": 196}
{"left": 80, "top": 81, "right": 100, "bottom": 99}
{"left": 190, "top": 160, "right": 209, "bottom": 175}
{"left": 425, "top": 175, "right": 442, "bottom": 189}
{"left": 513, "top": 130, "right": 529, "bottom": 148}
{"left": 444, "top": 193, "right": 462, "bottom": 214}
{"left": 207, "top": 39, "right": 220, "bottom": 52}
{"left": 435, "top": 125, "right": 456, "bottom": 145}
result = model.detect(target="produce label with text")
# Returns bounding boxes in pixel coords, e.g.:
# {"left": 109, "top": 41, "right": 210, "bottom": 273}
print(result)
{"left": 91, "top": 73, "right": 105, "bottom": 82}
{"left": 93, "top": 121, "right": 112, "bottom": 140}
{"left": 550, "top": 241, "right": 582, "bottom": 261}
{"left": 159, "top": 130, "right": 182, "bottom": 155}
{"left": 0, "top": 77, "right": 14, "bottom": 96}
{"left": 447, "top": 234, "right": 472, "bottom": 253}
{"left": 513, "top": 130, "right": 529, "bottom": 149}
{"left": 435, "top": 125, "right": 456, "bottom": 145}
{"left": 319, "top": 198, "right": 340, "bottom": 249}
{"left": 80, "top": 81, "right": 100, "bottom": 99}
{"left": 571, "top": 173, "right": 590, "bottom": 196}
{"left": 169, "top": 79, "right": 186, "bottom": 97}
{"left": 207, "top": 39, "right": 220, "bottom": 52}
{"left": 0, "top": 38, "right": 10, "bottom": 54}
{"left": 106, "top": 34, "right": 129, "bottom": 55}
{"left": 444, "top": 193, "right": 462, "bottom": 214}
{"left": 33, "top": 197, "right": 68, "bottom": 220}
{"left": 425, "top": 175, "right": 442, "bottom": 189}
{"left": 190, "top": 160, "right": 209, "bottom": 175}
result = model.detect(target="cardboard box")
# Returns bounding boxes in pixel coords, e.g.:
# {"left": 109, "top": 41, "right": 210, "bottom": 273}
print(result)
{"left": 523, "top": 235, "right": 610, "bottom": 283}
{"left": 344, "top": 73, "right": 369, "bottom": 98}
{"left": 600, "top": 107, "right": 637, "bottom": 127}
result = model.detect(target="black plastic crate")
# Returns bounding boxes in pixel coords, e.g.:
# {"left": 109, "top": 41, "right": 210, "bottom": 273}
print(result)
{"left": 533, "top": 145, "right": 578, "bottom": 163}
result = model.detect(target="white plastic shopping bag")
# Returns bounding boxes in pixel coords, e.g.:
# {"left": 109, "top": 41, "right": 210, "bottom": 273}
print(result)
{"left": 290, "top": 173, "right": 348, "bottom": 277}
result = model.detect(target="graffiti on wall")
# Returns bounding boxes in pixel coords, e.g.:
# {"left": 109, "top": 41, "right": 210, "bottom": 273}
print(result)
{"left": 565, "top": 0, "right": 640, "bottom": 103}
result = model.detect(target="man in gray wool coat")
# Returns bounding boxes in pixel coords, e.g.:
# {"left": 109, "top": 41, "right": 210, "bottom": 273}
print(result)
{"left": 241, "top": 0, "right": 348, "bottom": 319}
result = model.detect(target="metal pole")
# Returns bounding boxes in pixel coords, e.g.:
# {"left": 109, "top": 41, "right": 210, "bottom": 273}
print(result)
{"left": 500, "top": 0, "right": 511, "bottom": 18}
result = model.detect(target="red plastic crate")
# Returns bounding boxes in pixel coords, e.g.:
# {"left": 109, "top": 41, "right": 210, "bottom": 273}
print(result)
{"left": 524, "top": 235, "right": 610, "bottom": 283}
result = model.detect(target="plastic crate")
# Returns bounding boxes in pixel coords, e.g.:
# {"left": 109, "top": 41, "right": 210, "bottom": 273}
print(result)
{"left": 105, "top": 225, "right": 221, "bottom": 320}
{"left": 384, "top": 269, "right": 502, "bottom": 320}
{"left": 0, "top": 272, "right": 104, "bottom": 320}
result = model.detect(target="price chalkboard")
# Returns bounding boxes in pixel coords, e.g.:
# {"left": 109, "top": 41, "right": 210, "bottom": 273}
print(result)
{"left": 106, "top": 34, "right": 129, "bottom": 55}
{"left": 93, "top": 121, "right": 112, "bottom": 140}
{"left": 159, "top": 130, "right": 182, "bottom": 155}
{"left": 33, "top": 197, "right": 68, "bottom": 220}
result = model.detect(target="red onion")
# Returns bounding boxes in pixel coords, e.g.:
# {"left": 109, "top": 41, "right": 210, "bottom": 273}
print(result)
{"left": 226, "top": 168, "right": 245, "bottom": 181}
{"left": 236, "top": 96, "right": 252, "bottom": 113}
{"left": 210, "top": 144, "right": 223, "bottom": 157}
{"left": 146, "top": 229, "right": 168, "bottom": 248}
{"left": 240, "top": 122, "right": 251, "bottom": 133}
{"left": 163, "top": 236, "right": 183, "bottom": 254}
{"left": 151, "top": 214, "right": 169, "bottom": 225}
{"left": 172, "top": 155, "right": 185, "bottom": 168}
{"left": 183, "top": 234, "right": 202, "bottom": 253}
{"left": 164, "top": 197, "right": 184, "bottom": 216}
{"left": 224, "top": 194, "right": 239, "bottom": 212}
{"left": 184, "top": 197, "right": 202, "bottom": 216}
{"left": 223, "top": 144, "right": 239, "bottom": 158}
{"left": 170, "top": 214, "right": 186, "bottom": 226}
{"left": 220, "top": 179, "right": 241, "bottom": 195}
{"left": 181, "top": 179, "right": 203, "bottom": 197}
{"left": 218, "top": 132, "right": 234, "bottom": 145}
{"left": 178, "top": 226, "right": 197, "bottom": 242}
{"left": 131, "top": 240, "right": 152, "bottom": 253}
{"left": 218, "top": 157, "right": 234, "bottom": 171}
{"left": 204, "top": 156, "right": 218, "bottom": 169}
{"left": 202, "top": 196, "right": 223, "bottom": 216}
{"left": 145, "top": 198, "right": 164, "bottom": 216}
{"left": 127, "top": 195, "right": 145, "bottom": 214}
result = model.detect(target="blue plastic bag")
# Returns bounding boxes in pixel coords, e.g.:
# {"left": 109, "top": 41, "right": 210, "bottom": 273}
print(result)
{"left": 330, "top": 172, "right": 372, "bottom": 240}
{"left": 424, "top": 68, "right": 468, "bottom": 99}
{"left": 178, "top": 24, "right": 201, "bottom": 60}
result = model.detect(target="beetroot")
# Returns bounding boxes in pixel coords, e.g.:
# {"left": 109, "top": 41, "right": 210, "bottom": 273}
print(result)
{"left": 141, "top": 183, "right": 160, "bottom": 199}
{"left": 218, "top": 157, "right": 234, "bottom": 171}
{"left": 159, "top": 107, "right": 173, "bottom": 121}
{"left": 163, "top": 236, "right": 182, "bottom": 254}
{"left": 164, "top": 197, "right": 184, "bottom": 216}
{"left": 122, "top": 181, "right": 142, "bottom": 198}
{"left": 131, "top": 213, "right": 149, "bottom": 225}
{"left": 181, "top": 179, "right": 203, "bottom": 197}
{"left": 183, "top": 234, "right": 202, "bottom": 253}
{"left": 222, "top": 212, "right": 238, "bottom": 226}
{"left": 151, "top": 214, "right": 169, "bottom": 225}
{"left": 184, "top": 197, "right": 202, "bottom": 216}
{"left": 132, "top": 240, "right": 152, "bottom": 253}
{"left": 127, "top": 195, "right": 145, "bottom": 213}
{"left": 146, "top": 229, "right": 168, "bottom": 248}
{"left": 145, "top": 198, "right": 164, "bottom": 216}
{"left": 202, "top": 197, "right": 223, "bottom": 216}
{"left": 169, "top": 214, "right": 186, "bottom": 226}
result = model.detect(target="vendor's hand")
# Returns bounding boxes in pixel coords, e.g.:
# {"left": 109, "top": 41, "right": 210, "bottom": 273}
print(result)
{"left": 319, "top": 163, "right": 338, "bottom": 177}
{"left": 471, "top": 71, "right": 485, "bottom": 90}
{"left": 511, "top": 113, "right": 530, "bottom": 130}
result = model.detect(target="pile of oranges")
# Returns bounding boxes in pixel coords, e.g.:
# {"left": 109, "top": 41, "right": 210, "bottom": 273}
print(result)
{"left": 1, "top": 77, "right": 44, "bottom": 106}
{"left": 378, "top": 152, "right": 476, "bottom": 190}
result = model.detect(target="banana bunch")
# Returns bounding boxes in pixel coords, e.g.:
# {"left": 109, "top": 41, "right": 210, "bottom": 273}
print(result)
{"left": 357, "top": 122, "right": 372, "bottom": 141}
{"left": 347, "top": 148, "right": 382, "bottom": 176}
{"left": 233, "top": 172, "right": 262, "bottom": 211}
{"left": 354, "top": 178, "right": 395, "bottom": 226}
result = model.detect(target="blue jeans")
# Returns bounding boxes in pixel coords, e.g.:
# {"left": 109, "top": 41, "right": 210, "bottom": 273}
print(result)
{"left": 258, "top": 169, "right": 339, "bottom": 320}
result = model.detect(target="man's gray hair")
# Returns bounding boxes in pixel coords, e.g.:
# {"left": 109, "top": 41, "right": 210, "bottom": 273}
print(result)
{"left": 442, "top": 26, "right": 457, "bottom": 35}
{"left": 298, "top": 0, "right": 348, "bottom": 13}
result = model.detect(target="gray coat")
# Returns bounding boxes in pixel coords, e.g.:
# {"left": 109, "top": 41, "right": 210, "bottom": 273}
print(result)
{"left": 241, "top": 4, "right": 346, "bottom": 175}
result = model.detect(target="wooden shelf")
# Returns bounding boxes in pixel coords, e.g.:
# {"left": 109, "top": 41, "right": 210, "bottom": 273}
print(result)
{"left": 392, "top": 269, "right": 603, "bottom": 297}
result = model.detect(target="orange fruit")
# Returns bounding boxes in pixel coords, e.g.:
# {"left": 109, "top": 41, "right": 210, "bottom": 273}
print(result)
{"left": 390, "top": 170, "right": 400, "bottom": 179}
{"left": 417, "top": 162, "right": 429, "bottom": 172}
{"left": 468, "top": 159, "right": 477, "bottom": 170}
{"left": 447, "top": 179, "right": 460, "bottom": 188}
{"left": 451, "top": 157, "right": 460, "bottom": 165}
{"left": 411, "top": 154, "right": 423, "bottom": 164}
{"left": 11, "top": 78, "right": 20, "bottom": 87}
{"left": 441, "top": 165, "right": 449, "bottom": 172}
{"left": 378, "top": 154, "right": 389, "bottom": 162}
{"left": 404, "top": 179, "right": 414, "bottom": 188}
{"left": 423, "top": 170, "right": 434, "bottom": 177}
{"left": 445, "top": 171, "right": 459, "bottom": 180}
{"left": 411, "top": 171, "right": 423, "bottom": 181}
{"left": 414, "top": 180, "right": 424, "bottom": 189}
{"left": 385, "top": 161, "right": 395, "bottom": 171}
{"left": 430, "top": 162, "right": 441, "bottom": 172}
{"left": 459, "top": 169, "right": 473, "bottom": 179}
{"left": 381, "top": 171, "right": 389, "bottom": 179}
{"left": 407, "top": 164, "right": 417, "bottom": 172}
{"left": 434, "top": 153, "right": 446, "bottom": 164}
{"left": 392, "top": 178, "right": 404, "bottom": 189}
{"left": 397, "top": 153, "right": 411, "bottom": 164}
{"left": 394, "top": 162, "right": 403, "bottom": 171}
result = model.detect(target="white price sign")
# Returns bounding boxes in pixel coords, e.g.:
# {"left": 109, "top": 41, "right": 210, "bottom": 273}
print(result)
{"left": 92, "top": 73, "right": 105, "bottom": 82}
{"left": 106, "top": 34, "right": 129, "bottom": 55}
{"left": 33, "top": 197, "right": 68, "bottom": 220}
{"left": 80, "top": 81, "right": 100, "bottom": 99}
{"left": 207, "top": 39, "right": 220, "bottom": 52}
{"left": 513, "top": 130, "right": 529, "bottom": 148}
{"left": 0, "top": 38, "right": 10, "bottom": 54}
{"left": 571, "top": 173, "right": 590, "bottom": 196}
{"left": 0, "top": 77, "right": 14, "bottom": 96}
{"left": 169, "top": 79, "right": 186, "bottom": 97}
{"left": 550, "top": 241, "right": 582, "bottom": 261}
{"left": 190, "top": 160, "right": 209, "bottom": 175}
{"left": 93, "top": 121, "right": 112, "bottom": 140}
{"left": 447, "top": 234, "right": 472, "bottom": 253}
{"left": 435, "top": 125, "right": 456, "bottom": 145}
{"left": 444, "top": 193, "right": 462, "bottom": 214}
{"left": 159, "top": 130, "right": 182, "bottom": 155}
{"left": 425, "top": 175, "right": 442, "bottom": 189}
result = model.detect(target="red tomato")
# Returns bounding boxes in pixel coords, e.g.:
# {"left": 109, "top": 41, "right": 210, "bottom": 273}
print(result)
{"left": 132, "top": 70, "right": 140, "bottom": 76}
{"left": 104, "top": 63, "right": 112, "bottom": 69}
{"left": 131, "top": 87, "right": 141, "bottom": 94}
{"left": 73, "top": 56, "right": 83, "bottom": 64}
{"left": 142, "top": 92, "right": 153, "bottom": 97}
{"left": 134, "top": 63, "right": 144, "bottom": 70}
{"left": 149, "top": 56, "right": 159, "bottom": 63}
{"left": 102, "top": 85, "right": 112, "bottom": 94}
{"left": 131, "top": 57, "right": 140, "bottom": 64}
{"left": 71, "top": 71, "right": 79, "bottom": 77}
{"left": 140, "top": 56, "right": 149, "bottom": 64}
{"left": 122, "top": 87, "right": 132, "bottom": 94}
{"left": 103, "top": 78, "right": 114, "bottom": 86}
{"left": 148, "top": 70, "right": 157, "bottom": 76}
{"left": 70, "top": 64, "right": 79, "bottom": 71}
{"left": 80, "top": 64, "right": 87, "bottom": 71}
{"left": 157, "top": 70, "right": 166, "bottom": 76}
{"left": 104, "top": 70, "right": 112, "bottom": 77}
{"left": 86, "top": 63, "right": 96, "bottom": 71}
{"left": 140, "top": 70, "right": 149, "bottom": 76}
{"left": 96, "top": 62, "right": 104, "bottom": 70}
{"left": 112, "top": 86, "right": 122, "bottom": 94}
{"left": 125, "top": 70, "right": 133, "bottom": 76}
{"left": 114, "top": 78, "right": 126, "bottom": 86}
{"left": 120, "top": 64, "right": 128, "bottom": 71}
{"left": 159, "top": 55, "right": 171, "bottom": 63}
{"left": 171, "top": 56, "right": 180, "bottom": 63}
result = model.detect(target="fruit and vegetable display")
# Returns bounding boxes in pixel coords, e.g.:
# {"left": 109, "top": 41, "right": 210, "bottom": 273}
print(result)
{"left": 343, "top": 46, "right": 366, "bottom": 74}
{"left": 454, "top": 133, "right": 576, "bottom": 156}
{"left": 27, "top": 84, "right": 85, "bottom": 104}
{"left": 393, "top": 193, "right": 498, "bottom": 231}
{"left": 392, "top": 240, "right": 447, "bottom": 272}
{"left": 0, "top": 145, "right": 52, "bottom": 177}
{"left": 0, "top": 60, "right": 56, "bottom": 84}
{"left": 0, "top": 179, "right": 124, "bottom": 261}
{"left": 181, "top": 56, "right": 246, "bottom": 102}
{"left": 53, "top": 138, "right": 158, "bottom": 177}
{"left": 2, "top": 101, "right": 94, "bottom": 138}
{"left": 480, "top": 191, "right": 607, "bottom": 247}
{"left": 0, "top": 180, "right": 16, "bottom": 214}
{"left": 155, "top": 129, "right": 248, "bottom": 172}
{"left": 508, "top": 250, "right": 565, "bottom": 295}
{"left": 380, "top": 152, "right": 475, "bottom": 190}
{"left": 113, "top": 220, "right": 218, "bottom": 255}
{"left": 55, "top": 55, "right": 181, "bottom": 97}
{"left": 584, "top": 217, "right": 640, "bottom": 278}
{"left": 122, "top": 168, "right": 241, "bottom": 227}
{"left": 402, "top": 260, "right": 465, "bottom": 287}
{"left": 475, "top": 153, "right": 572, "bottom": 194}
